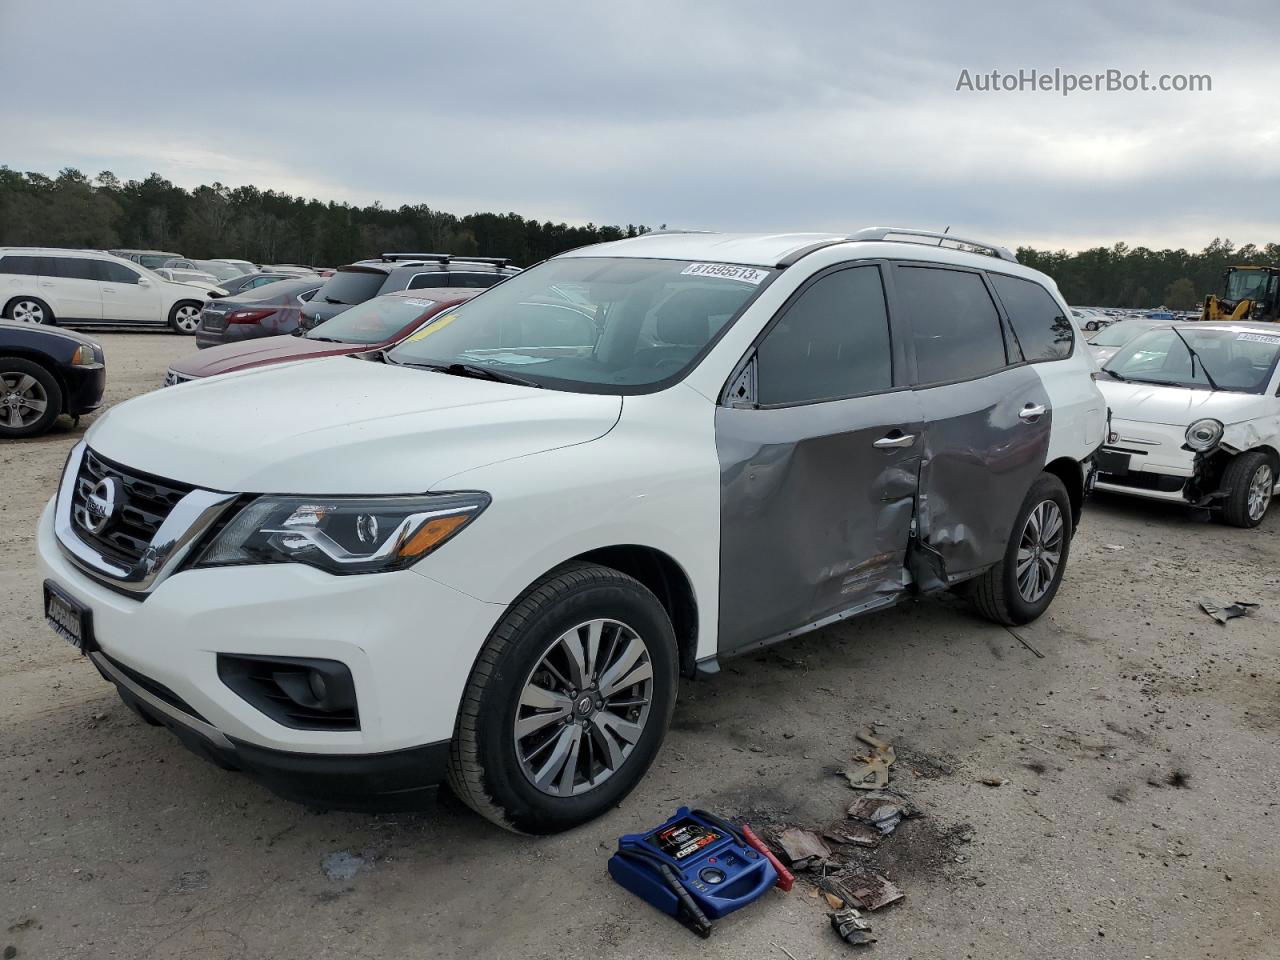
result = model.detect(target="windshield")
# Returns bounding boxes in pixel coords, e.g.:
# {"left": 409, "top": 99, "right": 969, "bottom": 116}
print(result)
{"left": 307, "top": 296, "right": 436, "bottom": 344}
{"left": 386, "top": 257, "right": 773, "bottom": 392}
{"left": 137, "top": 253, "right": 176, "bottom": 269}
{"left": 1106, "top": 327, "right": 1280, "bottom": 393}
{"left": 1224, "top": 269, "right": 1271, "bottom": 302}
{"left": 199, "top": 262, "right": 249, "bottom": 281}
{"left": 315, "top": 269, "right": 387, "bottom": 305}
{"left": 1092, "top": 319, "right": 1156, "bottom": 347}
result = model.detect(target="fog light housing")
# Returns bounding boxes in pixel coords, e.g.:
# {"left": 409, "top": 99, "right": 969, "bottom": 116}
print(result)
{"left": 217, "top": 655, "right": 358, "bottom": 731}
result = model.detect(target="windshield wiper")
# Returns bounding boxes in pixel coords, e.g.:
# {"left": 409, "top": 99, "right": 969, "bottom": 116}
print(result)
{"left": 400, "top": 360, "right": 540, "bottom": 388}
{"left": 1101, "top": 368, "right": 1128, "bottom": 381}
{"left": 1170, "top": 327, "right": 1221, "bottom": 391}
{"left": 323, "top": 296, "right": 344, "bottom": 305}
{"left": 307, "top": 336, "right": 346, "bottom": 343}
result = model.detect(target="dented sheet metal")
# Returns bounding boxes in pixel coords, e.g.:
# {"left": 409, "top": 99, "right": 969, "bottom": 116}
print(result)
{"left": 715, "top": 392, "right": 924, "bottom": 654}
{"left": 912, "top": 367, "right": 1051, "bottom": 579}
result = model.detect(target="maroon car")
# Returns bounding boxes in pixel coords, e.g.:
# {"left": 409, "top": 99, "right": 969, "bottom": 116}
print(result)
{"left": 166, "top": 289, "right": 482, "bottom": 384}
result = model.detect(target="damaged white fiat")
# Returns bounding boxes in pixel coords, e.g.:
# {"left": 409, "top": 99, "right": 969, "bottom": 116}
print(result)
{"left": 1094, "top": 321, "right": 1280, "bottom": 527}
{"left": 37, "top": 228, "right": 1105, "bottom": 833}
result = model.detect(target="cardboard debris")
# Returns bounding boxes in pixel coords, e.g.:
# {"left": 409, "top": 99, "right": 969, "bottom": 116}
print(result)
{"left": 855, "top": 730, "right": 897, "bottom": 766}
{"left": 823, "top": 821, "right": 882, "bottom": 848}
{"left": 824, "top": 871, "right": 904, "bottom": 911}
{"left": 776, "top": 827, "right": 831, "bottom": 868}
{"left": 845, "top": 791, "right": 921, "bottom": 836}
{"left": 844, "top": 756, "right": 890, "bottom": 790}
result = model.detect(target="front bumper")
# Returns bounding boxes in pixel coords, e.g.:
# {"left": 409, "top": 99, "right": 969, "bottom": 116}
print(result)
{"left": 1093, "top": 417, "right": 1196, "bottom": 503}
{"left": 63, "top": 363, "right": 106, "bottom": 415}
{"left": 37, "top": 498, "right": 504, "bottom": 801}
{"left": 94, "top": 649, "right": 450, "bottom": 809}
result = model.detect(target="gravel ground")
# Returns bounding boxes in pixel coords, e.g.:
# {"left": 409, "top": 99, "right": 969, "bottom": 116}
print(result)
{"left": 2, "top": 332, "right": 1277, "bottom": 959}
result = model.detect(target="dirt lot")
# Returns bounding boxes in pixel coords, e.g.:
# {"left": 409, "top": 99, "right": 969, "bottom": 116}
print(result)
{"left": 2, "top": 332, "right": 1278, "bottom": 959}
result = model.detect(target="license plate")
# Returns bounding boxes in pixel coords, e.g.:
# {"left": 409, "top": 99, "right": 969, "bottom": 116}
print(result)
{"left": 44, "top": 581, "right": 95, "bottom": 654}
{"left": 1095, "top": 449, "right": 1130, "bottom": 476}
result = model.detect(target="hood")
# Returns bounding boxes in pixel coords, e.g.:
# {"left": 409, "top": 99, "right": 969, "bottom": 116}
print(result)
{"left": 0, "top": 319, "right": 100, "bottom": 348}
{"left": 87, "top": 356, "right": 622, "bottom": 493}
{"left": 170, "top": 334, "right": 357, "bottom": 377}
{"left": 1098, "top": 378, "right": 1269, "bottom": 426}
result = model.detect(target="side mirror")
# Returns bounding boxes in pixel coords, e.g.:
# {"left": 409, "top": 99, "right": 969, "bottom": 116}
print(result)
{"left": 137, "top": 277, "right": 151, "bottom": 287}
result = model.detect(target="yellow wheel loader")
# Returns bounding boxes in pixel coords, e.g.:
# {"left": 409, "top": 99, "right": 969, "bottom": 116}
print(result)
{"left": 1202, "top": 265, "right": 1280, "bottom": 323}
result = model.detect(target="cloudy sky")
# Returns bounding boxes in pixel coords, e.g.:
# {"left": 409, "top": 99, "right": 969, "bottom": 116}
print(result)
{"left": 2, "top": 0, "right": 1278, "bottom": 251}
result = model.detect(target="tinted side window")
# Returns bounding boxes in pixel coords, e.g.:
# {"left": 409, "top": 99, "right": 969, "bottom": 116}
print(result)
{"left": 94, "top": 261, "right": 141, "bottom": 284}
{"left": 896, "top": 267, "right": 1006, "bottom": 383}
{"left": 50, "top": 257, "right": 99, "bottom": 281}
{"left": 450, "top": 272, "right": 501, "bottom": 288}
{"left": 989, "top": 273, "right": 1073, "bottom": 361}
{"left": 407, "top": 272, "right": 448, "bottom": 290}
{"left": 756, "top": 265, "right": 892, "bottom": 406}
{"left": 0, "top": 255, "right": 40, "bottom": 276}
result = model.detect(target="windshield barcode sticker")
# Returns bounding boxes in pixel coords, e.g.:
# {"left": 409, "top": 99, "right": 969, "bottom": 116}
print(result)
{"left": 681, "top": 263, "right": 769, "bottom": 285}
{"left": 1237, "top": 332, "right": 1280, "bottom": 345}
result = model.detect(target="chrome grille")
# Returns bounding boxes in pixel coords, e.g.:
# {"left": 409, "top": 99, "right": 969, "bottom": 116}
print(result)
{"left": 72, "top": 449, "right": 192, "bottom": 565}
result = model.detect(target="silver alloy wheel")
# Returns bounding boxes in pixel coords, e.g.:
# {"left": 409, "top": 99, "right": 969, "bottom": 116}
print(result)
{"left": 514, "top": 618, "right": 654, "bottom": 797}
{"left": 1015, "top": 500, "right": 1064, "bottom": 603}
{"left": 1248, "top": 463, "right": 1273, "bottom": 521}
{"left": 11, "top": 300, "right": 45, "bottom": 324}
{"left": 1, "top": 372, "right": 49, "bottom": 428}
{"left": 173, "top": 305, "right": 201, "bottom": 333}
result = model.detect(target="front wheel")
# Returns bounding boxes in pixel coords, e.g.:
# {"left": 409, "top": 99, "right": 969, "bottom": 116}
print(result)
{"left": 0, "top": 358, "right": 63, "bottom": 438}
{"left": 448, "top": 562, "right": 678, "bottom": 834}
{"left": 968, "top": 473, "right": 1073, "bottom": 626}
{"left": 6, "top": 297, "right": 54, "bottom": 325}
{"left": 1220, "top": 451, "right": 1274, "bottom": 528}
{"left": 168, "top": 301, "right": 202, "bottom": 334}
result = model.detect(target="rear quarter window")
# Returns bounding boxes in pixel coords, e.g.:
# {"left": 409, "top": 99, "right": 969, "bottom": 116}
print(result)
{"left": 0, "top": 255, "right": 42, "bottom": 276}
{"left": 989, "top": 273, "right": 1074, "bottom": 361}
{"left": 314, "top": 269, "right": 388, "bottom": 305}
{"left": 896, "top": 266, "right": 1008, "bottom": 384}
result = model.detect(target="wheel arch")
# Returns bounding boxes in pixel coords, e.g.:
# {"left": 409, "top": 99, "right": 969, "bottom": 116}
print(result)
{"left": 3, "top": 294, "right": 53, "bottom": 321}
{"left": 1044, "top": 456, "right": 1085, "bottom": 529}
{"left": 0, "top": 350, "right": 69, "bottom": 412}
{"left": 559, "top": 544, "right": 700, "bottom": 679}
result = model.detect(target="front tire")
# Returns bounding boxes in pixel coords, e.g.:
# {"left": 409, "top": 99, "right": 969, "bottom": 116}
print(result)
{"left": 448, "top": 562, "right": 678, "bottom": 834}
{"left": 6, "top": 297, "right": 54, "bottom": 325}
{"left": 1220, "top": 451, "right": 1273, "bottom": 528}
{"left": 168, "top": 301, "right": 202, "bottom": 334}
{"left": 0, "top": 358, "right": 62, "bottom": 438}
{"left": 969, "top": 473, "right": 1073, "bottom": 626}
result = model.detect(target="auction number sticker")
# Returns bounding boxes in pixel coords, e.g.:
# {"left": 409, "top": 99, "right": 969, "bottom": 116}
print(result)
{"left": 1237, "top": 332, "right": 1280, "bottom": 345}
{"left": 681, "top": 263, "right": 769, "bottom": 285}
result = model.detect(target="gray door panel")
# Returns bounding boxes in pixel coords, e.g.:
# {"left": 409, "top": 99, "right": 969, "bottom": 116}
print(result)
{"left": 914, "top": 366, "right": 1052, "bottom": 578}
{"left": 715, "top": 390, "right": 925, "bottom": 654}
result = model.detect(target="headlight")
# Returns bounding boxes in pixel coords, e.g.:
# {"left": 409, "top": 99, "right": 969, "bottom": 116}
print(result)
{"left": 195, "top": 492, "right": 489, "bottom": 574}
{"left": 71, "top": 345, "right": 97, "bottom": 366}
{"left": 1185, "top": 418, "right": 1224, "bottom": 451}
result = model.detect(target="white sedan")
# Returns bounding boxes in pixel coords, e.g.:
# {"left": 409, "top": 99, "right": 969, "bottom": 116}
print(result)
{"left": 1094, "top": 322, "right": 1280, "bottom": 526}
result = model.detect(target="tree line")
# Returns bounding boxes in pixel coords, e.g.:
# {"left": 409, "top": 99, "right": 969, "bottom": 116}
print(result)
{"left": 1, "top": 167, "right": 1275, "bottom": 308}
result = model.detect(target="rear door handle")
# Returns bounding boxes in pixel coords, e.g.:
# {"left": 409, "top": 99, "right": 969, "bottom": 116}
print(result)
{"left": 873, "top": 432, "right": 916, "bottom": 449}
{"left": 1019, "top": 403, "right": 1047, "bottom": 420}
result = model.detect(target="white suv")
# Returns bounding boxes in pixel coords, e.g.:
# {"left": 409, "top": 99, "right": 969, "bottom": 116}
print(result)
{"left": 37, "top": 228, "right": 1105, "bottom": 832}
{"left": 1, "top": 248, "right": 208, "bottom": 333}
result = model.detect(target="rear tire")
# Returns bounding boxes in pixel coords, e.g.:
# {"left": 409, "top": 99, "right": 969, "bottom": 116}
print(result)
{"left": 0, "top": 358, "right": 62, "bottom": 438}
{"left": 168, "top": 301, "right": 202, "bottom": 334}
{"left": 5, "top": 296, "right": 54, "bottom": 325}
{"left": 969, "top": 473, "right": 1073, "bottom": 626}
{"left": 1220, "top": 451, "right": 1273, "bottom": 528}
{"left": 447, "top": 562, "right": 678, "bottom": 834}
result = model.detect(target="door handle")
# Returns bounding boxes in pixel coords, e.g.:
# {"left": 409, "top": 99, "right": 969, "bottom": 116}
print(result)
{"left": 39, "top": 281, "right": 54, "bottom": 287}
{"left": 1019, "top": 403, "right": 1047, "bottom": 420}
{"left": 873, "top": 432, "right": 916, "bottom": 449}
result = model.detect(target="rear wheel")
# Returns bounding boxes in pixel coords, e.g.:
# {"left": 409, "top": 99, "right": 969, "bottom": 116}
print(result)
{"left": 6, "top": 297, "right": 53, "bottom": 325}
{"left": 168, "top": 301, "right": 202, "bottom": 334}
{"left": 969, "top": 473, "right": 1073, "bottom": 626}
{"left": 0, "top": 358, "right": 62, "bottom": 438}
{"left": 448, "top": 562, "right": 678, "bottom": 834}
{"left": 1220, "top": 451, "right": 1273, "bottom": 528}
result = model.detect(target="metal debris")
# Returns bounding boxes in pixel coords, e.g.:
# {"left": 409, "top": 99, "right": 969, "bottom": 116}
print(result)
{"left": 825, "top": 871, "right": 903, "bottom": 911}
{"left": 845, "top": 790, "right": 921, "bottom": 836}
{"left": 829, "top": 907, "right": 877, "bottom": 947}
{"left": 1200, "top": 600, "right": 1259, "bottom": 625}
{"left": 823, "top": 821, "right": 882, "bottom": 848}
{"left": 776, "top": 827, "right": 831, "bottom": 869}
{"left": 855, "top": 730, "right": 896, "bottom": 766}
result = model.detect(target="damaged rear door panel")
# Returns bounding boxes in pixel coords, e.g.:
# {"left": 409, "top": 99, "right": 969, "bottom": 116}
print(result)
{"left": 891, "top": 263, "right": 1053, "bottom": 582}
{"left": 716, "top": 263, "right": 924, "bottom": 654}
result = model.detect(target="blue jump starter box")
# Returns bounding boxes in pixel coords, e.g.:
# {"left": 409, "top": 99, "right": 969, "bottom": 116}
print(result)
{"left": 608, "top": 807, "right": 778, "bottom": 938}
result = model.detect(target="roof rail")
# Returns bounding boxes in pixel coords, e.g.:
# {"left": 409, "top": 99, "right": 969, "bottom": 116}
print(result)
{"left": 848, "top": 227, "right": 1017, "bottom": 263}
{"left": 379, "top": 252, "right": 451, "bottom": 263}
{"left": 377, "top": 253, "right": 514, "bottom": 268}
